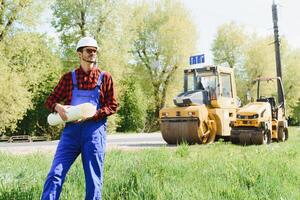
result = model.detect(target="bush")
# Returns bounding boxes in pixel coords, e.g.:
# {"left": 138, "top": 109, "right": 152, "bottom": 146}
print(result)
{"left": 116, "top": 75, "right": 147, "bottom": 132}
{"left": 0, "top": 63, "right": 32, "bottom": 135}
{"left": 1, "top": 33, "right": 63, "bottom": 136}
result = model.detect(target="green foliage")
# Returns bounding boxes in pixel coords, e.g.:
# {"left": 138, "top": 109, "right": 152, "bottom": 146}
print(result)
{"left": 51, "top": 0, "right": 131, "bottom": 78}
{"left": 0, "top": 33, "right": 63, "bottom": 135}
{"left": 117, "top": 75, "right": 147, "bottom": 132}
{"left": 50, "top": 0, "right": 198, "bottom": 132}
{"left": 212, "top": 22, "right": 249, "bottom": 104}
{"left": 291, "top": 99, "right": 300, "bottom": 125}
{"left": 212, "top": 23, "right": 300, "bottom": 115}
{"left": 0, "top": 0, "right": 45, "bottom": 41}
{"left": 244, "top": 35, "right": 276, "bottom": 79}
{"left": 106, "top": 114, "right": 120, "bottom": 134}
{"left": 51, "top": 0, "right": 98, "bottom": 58}
{"left": 282, "top": 48, "right": 300, "bottom": 115}
{"left": 243, "top": 35, "right": 276, "bottom": 100}
{"left": 175, "top": 142, "right": 190, "bottom": 158}
{"left": 212, "top": 22, "right": 246, "bottom": 68}
{"left": 130, "top": 0, "right": 197, "bottom": 130}
{"left": 0, "top": 58, "right": 32, "bottom": 134}
{"left": 0, "top": 0, "right": 63, "bottom": 136}
{"left": 1, "top": 127, "right": 300, "bottom": 199}
{"left": 51, "top": 0, "right": 138, "bottom": 133}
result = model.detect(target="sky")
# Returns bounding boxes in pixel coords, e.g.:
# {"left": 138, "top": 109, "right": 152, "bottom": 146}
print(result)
{"left": 37, "top": 0, "right": 300, "bottom": 64}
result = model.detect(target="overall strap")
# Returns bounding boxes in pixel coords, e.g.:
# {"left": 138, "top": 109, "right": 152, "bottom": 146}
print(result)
{"left": 72, "top": 69, "right": 77, "bottom": 88}
{"left": 97, "top": 71, "right": 105, "bottom": 88}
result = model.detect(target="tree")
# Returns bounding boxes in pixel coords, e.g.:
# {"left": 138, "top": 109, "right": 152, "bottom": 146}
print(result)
{"left": 0, "top": 33, "right": 62, "bottom": 135}
{"left": 0, "top": 55, "right": 31, "bottom": 134}
{"left": 117, "top": 74, "right": 147, "bottom": 132}
{"left": 0, "top": 0, "right": 44, "bottom": 41}
{"left": 282, "top": 48, "right": 300, "bottom": 115}
{"left": 51, "top": 0, "right": 136, "bottom": 132}
{"left": 291, "top": 99, "right": 300, "bottom": 125}
{"left": 241, "top": 35, "right": 277, "bottom": 101}
{"left": 130, "top": 0, "right": 197, "bottom": 129}
{"left": 212, "top": 22, "right": 300, "bottom": 116}
{"left": 0, "top": 0, "right": 58, "bottom": 135}
{"left": 243, "top": 36, "right": 300, "bottom": 115}
{"left": 212, "top": 22, "right": 246, "bottom": 68}
{"left": 244, "top": 36, "right": 276, "bottom": 80}
{"left": 51, "top": 0, "right": 119, "bottom": 62}
{"left": 212, "top": 22, "right": 248, "bottom": 103}
{"left": 51, "top": 0, "right": 135, "bottom": 81}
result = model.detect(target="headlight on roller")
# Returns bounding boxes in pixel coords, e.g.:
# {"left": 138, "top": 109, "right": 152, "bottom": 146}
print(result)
{"left": 188, "top": 112, "right": 195, "bottom": 116}
{"left": 162, "top": 112, "right": 169, "bottom": 117}
{"left": 252, "top": 114, "right": 259, "bottom": 119}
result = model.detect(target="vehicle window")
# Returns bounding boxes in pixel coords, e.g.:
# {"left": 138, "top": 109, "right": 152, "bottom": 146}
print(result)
{"left": 187, "top": 73, "right": 195, "bottom": 91}
{"left": 200, "top": 76, "right": 216, "bottom": 91}
{"left": 220, "top": 73, "right": 232, "bottom": 98}
{"left": 185, "top": 71, "right": 217, "bottom": 93}
{"left": 258, "top": 79, "right": 278, "bottom": 102}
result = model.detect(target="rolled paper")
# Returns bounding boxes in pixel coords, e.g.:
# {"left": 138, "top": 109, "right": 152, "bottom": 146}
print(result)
{"left": 47, "top": 103, "right": 97, "bottom": 126}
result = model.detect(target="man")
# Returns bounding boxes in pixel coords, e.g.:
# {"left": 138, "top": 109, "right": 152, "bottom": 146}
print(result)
{"left": 41, "top": 36, "right": 117, "bottom": 200}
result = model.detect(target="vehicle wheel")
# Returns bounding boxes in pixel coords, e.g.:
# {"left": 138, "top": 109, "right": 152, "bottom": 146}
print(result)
{"left": 278, "top": 127, "right": 286, "bottom": 142}
{"left": 266, "top": 130, "right": 272, "bottom": 144}
{"left": 262, "top": 131, "right": 268, "bottom": 144}
{"left": 283, "top": 127, "right": 288, "bottom": 141}
{"left": 257, "top": 130, "right": 270, "bottom": 145}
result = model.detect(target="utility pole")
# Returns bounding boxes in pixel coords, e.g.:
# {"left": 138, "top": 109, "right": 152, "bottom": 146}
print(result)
{"left": 272, "top": 0, "right": 284, "bottom": 105}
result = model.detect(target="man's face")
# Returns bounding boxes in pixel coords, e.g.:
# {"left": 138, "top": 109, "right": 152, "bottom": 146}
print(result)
{"left": 79, "top": 47, "right": 97, "bottom": 63}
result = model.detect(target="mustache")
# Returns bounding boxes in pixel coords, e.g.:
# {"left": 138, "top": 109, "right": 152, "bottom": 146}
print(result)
{"left": 83, "top": 58, "right": 97, "bottom": 63}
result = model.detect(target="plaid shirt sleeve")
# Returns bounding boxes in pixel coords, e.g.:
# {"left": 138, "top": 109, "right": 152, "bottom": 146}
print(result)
{"left": 93, "top": 71, "right": 118, "bottom": 121}
{"left": 44, "top": 72, "right": 71, "bottom": 112}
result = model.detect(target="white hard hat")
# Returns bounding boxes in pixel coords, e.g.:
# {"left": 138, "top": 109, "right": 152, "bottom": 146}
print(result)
{"left": 76, "top": 37, "right": 98, "bottom": 51}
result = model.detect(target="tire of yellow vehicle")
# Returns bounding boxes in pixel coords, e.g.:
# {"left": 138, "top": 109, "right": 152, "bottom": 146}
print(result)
{"left": 197, "top": 113, "right": 217, "bottom": 144}
{"left": 284, "top": 128, "right": 289, "bottom": 141}
{"left": 278, "top": 126, "right": 287, "bottom": 142}
{"left": 160, "top": 114, "right": 217, "bottom": 145}
{"left": 256, "top": 129, "right": 271, "bottom": 145}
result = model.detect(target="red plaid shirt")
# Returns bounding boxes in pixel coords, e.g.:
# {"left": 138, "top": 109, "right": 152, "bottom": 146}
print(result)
{"left": 45, "top": 66, "right": 118, "bottom": 121}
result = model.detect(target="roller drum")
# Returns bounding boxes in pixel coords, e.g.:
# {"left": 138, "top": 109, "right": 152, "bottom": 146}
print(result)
{"left": 160, "top": 116, "right": 216, "bottom": 145}
{"left": 231, "top": 128, "right": 270, "bottom": 145}
{"left": 160, "top": 117, "right": 201, "bottom": 144}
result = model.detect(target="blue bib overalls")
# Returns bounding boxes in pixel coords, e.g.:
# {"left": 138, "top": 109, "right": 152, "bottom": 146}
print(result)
{"left": 41, "top": 70, "right": 106, "bottom": 200}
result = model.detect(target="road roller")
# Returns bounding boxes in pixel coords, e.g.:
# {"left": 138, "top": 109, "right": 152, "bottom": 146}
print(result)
{"left": 231, "top": 77, "right": 288, "bottom": 145}
{"left": 230, "top": 2, "right": 289, "bottom": 145}
{"left": 159, "top": 65, "right": 238, "bottom": 144}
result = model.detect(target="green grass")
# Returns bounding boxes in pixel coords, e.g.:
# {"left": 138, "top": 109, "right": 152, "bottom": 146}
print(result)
{"left": 1, "top": 127, "right": 300, "bottom": 200}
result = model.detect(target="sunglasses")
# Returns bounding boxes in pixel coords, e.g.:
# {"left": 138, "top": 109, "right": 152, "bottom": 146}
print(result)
{"left": 84, "top": 48, "right": 97, "bottom": 54}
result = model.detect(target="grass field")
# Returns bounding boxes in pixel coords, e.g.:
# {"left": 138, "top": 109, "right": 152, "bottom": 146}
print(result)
{"left": 0, "top": 127, "right": 300, "bottom": 200}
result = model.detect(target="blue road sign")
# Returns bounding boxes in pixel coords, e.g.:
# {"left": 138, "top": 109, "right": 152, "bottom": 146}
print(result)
{"left": 190, "top": 54, "right": 205, "bottom": 65}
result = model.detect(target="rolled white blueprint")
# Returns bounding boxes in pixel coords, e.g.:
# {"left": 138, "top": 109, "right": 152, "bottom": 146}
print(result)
{"left": 47, "top": 103, "right": 97, "bottom": 126}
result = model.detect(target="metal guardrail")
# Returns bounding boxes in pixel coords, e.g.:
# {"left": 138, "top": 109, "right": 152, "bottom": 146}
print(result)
{"left": 0, "top": 135, "right": 10, "bottom": 142}
{"left": 10, "top": 135, "right": 31, "bottom": 143}
{"left": 31, "top": 136, "right": 48, "bottom": 142}
{"left": 0, "top": 135, "right": 48, "bottom": 143}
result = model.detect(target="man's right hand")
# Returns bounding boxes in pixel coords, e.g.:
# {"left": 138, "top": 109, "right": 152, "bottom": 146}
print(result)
{"left": 54, "top": 104, "right": 69, "bottom": 121}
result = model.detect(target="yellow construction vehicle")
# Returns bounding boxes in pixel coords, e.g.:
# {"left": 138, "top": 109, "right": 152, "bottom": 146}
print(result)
{"left": 159, "top": 65, "right": 238, "bottom": 144}
{"left": 230, "top": 77, "right": 288, "bottom": 145}
{"left": 230, "top": 2, "right": 289, "bottom": 145}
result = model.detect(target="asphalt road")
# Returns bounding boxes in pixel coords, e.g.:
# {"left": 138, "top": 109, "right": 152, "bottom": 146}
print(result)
{"left": 0, "top": 132, "right": 168, "bottom": 155}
